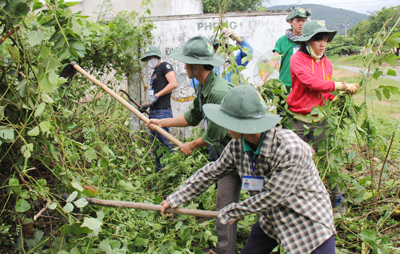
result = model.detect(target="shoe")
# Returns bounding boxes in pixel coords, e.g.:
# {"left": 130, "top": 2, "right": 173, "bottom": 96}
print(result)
{"left": 333, "top": 195, "right": 346, "bottom": 216}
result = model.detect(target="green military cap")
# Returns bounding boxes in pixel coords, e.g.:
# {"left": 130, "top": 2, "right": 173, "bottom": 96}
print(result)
{"left": 203, "top": 85, "right": 281, "bottom": 134}
{"left": 286, "top": 7, "right": 311, "bottom": 22}
{"left": 170, "top": 36, "right": 225, "bottom": 66}
{"left": 295, "top": 20, "right": 337, "bottom": 42}
{"left": 140, "top": 45, "right": 165, "bottom": 61}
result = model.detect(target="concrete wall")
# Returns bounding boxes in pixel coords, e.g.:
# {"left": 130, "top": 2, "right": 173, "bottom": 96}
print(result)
{"left": 70, "top": 0, "right": 202, "bottom": 20}
{"left": 142, "top": 11, "right": 290, "bottom": 138}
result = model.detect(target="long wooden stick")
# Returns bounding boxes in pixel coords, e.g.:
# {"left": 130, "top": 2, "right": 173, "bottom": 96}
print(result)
{"left": 70, "top": 62, "right": 183, "bottom": 147}
{"left": 86, "top": 198, "right": 218, "bottom": 218}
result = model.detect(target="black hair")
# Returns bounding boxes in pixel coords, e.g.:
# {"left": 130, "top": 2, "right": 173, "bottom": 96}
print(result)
{"left": 203, "top": 65, "right": 214, "bottom": 71}
{"left": 299, "top": 32, "right": 329, "bottom": 55}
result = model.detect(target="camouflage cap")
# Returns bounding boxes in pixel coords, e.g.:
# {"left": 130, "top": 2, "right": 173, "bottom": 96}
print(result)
{"left": 286, "top": 8, "right": 311, "bottom": 23}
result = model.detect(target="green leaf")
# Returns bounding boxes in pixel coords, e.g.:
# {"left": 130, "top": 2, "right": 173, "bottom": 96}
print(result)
{"left": 40, "top": 121, "right": 51, "bottom": 132}
{"left": 53, "top": 35, "right": 65, "bottom": 49}
{"left": 73, "top": 198, "right": 88, "bottom": 208}
{"left": 99, "top": 238, "right": 112, "bottom": 252}
{"left": 387, "top": 69, "right": 397, "bottom": 76}
{"left": 63, "top": 202, "right": 74, "bottom": 213}
{"left": 40, "top": 73, "right": 57, "bottom": 93}
{"left": 118, "top": 180, "right": 135, "bottom": 191}
{"left": 81, "top": 217, "right": 102, "bottom": 231}
{"left": 347, "top": 151, "right": 356, "bottom": 161}
{"left": 363, "top": 191, "right": 373, "bottom": 200}
{"left": 41, "top": 93, "right": 54, "bottom": 103}
{"left": 28, "top": 126, "right": 40, "bottom": 136}
{"left": 7, "top": 45, "right": 20, "bottom": 62}
{"left": 65, "top": 1, "right": 80, "bottom": 7}
{"left": 32, "top": 1, "right": 44, "bottom": 11}
{"left": 18, "top": 190, "right": 30, "bottom": 199}
{"left": 48, "top": 202, "right": 57, "bottom": 210}
{"left": 348, "top": 124, "right": 356, "bottom": 134}
{"left": 16, "top": 79, "right": 27, "bottom": 97}
{"left": 360, "top": 229, "right": 377, "bottom": 243}
{"left": 84, "top": 149, "right": 98, "bottom": 162}
{"left": 15, "top": 199, "right": 31, "bottom": 213}
{"left": 9, "top": 178, "right": 19, "bottom": 187}
{"left": 382, "top": 88, "right": 390, "bottom": 99}
{"left": 34, "top": 103, "right": 46, "bottom": 117}
{"left": 0, "top": 128, "right": 14, "bottom": 140}
{"left": 314, "top": 128, "right": 323, "bottom": 138}
{"left": 69, "top": 40, "right": 85, "bottom": 51}
{"left": 133, "top": 237, "right": 147, "bottom": 247}
{"left": 21, "top": 143, "right": 33, "bottom": 158}
{"left": 48, "top": 70, "right": 58, "bottom": 85}
{"left": 27, "top": 31, "right": 46, "bottom": 46}
{"left": 374, "top": 90, "right": 382, "bottom": 101}
{"left": 66, "top": 191, "right": 78, "bottom": 202}
{"left": 71, "top": 182, "right": 83, "bottom": 192}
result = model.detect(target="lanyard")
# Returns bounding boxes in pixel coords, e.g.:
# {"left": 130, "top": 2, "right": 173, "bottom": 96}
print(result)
{"left": 150, "top": 69, "right": 156, "bottom": 89}
{"left": 248, "top": 152, "right": 257, "bottom": 177}
{"left": 199, "top": 85, "right": 208, "bottom": 129}
{"left": 200, "top": 85, "right": 206, "bottom": 118}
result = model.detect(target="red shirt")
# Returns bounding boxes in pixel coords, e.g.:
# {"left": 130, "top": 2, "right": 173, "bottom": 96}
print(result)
{"left": 287, "top": 51, "right": 335, "bottom": 115}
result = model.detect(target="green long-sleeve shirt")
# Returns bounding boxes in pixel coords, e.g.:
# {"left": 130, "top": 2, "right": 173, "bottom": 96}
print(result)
{"left": 184, "top": 71, "right": 233, "bottom": 155}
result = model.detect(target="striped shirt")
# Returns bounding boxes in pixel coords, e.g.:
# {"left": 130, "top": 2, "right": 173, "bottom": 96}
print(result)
{"left": 167, "top": 127, "right": 335, "bottom": 254}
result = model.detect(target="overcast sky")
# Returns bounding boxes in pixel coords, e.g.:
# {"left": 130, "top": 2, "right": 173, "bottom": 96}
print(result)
{"left": 266, "top": 0, "right": 398, "bottom": 15}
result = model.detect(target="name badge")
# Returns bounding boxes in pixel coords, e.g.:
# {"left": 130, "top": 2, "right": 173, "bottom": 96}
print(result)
{"left": 293, "top": 46, "right": 300, "bottom": 54}
{"left": 203, "top": 118, "right": 207, "bottom": 131}
{"left": 149, "top": 89, "right": 154, "bottom": 96}
{"left": 242, "top": 176, "right": 264, "bottom": 191}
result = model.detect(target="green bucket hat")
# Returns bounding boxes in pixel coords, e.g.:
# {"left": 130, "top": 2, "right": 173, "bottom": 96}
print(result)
{"left": 140, "top": 45, "right": 165, "bottom": 61}
{"left": 203, "top": 85, "right": 282, "bottom": 134}
{"left": 170, "top": 36, "right": 225, "bottom": 66}
{"left": 294, "top": 20, "right": 337, "bottom": 42}
{"left": 286, "top": 7, "right": 311, "bottom": 23}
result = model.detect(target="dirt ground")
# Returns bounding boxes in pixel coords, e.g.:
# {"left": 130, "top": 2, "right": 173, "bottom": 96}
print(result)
{"left": 332, "top": 69, "right": 358, "bottom": 80}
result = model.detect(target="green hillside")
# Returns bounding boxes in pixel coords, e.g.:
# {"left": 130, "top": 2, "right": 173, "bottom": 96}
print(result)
{"left": 268, "top": 4, "right": 368, "bottom": 35}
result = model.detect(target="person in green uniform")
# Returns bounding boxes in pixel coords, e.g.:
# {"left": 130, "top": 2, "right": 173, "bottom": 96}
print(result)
{"left": 147, "top": 36, "right": 240, "bottom": 254}
{"left": 256, "top": 8, "right": 311, "bottom": 92}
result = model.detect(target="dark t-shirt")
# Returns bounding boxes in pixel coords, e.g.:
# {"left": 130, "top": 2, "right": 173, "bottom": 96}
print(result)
{"left": 150, "top": 62, "right": 174, "bottom": 109}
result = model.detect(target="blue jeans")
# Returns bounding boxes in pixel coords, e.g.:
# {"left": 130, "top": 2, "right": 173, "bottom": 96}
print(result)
{"left": 149, "top": 108, "right": 173, "bottom": 171}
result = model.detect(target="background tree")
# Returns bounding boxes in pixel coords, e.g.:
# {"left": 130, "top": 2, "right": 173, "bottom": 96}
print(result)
{"left": 326, "top": 35, "right": 361, "bottom": 56}
{"left": 202, "top": 0, "right": 266, "bottom": 13}
{"left": 350, "top": 5, "right": 400, "bottom": 55}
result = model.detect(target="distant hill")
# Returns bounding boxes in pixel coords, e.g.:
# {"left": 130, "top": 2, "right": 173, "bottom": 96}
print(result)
{"left": 267, "top": 4, "right": 368, "bottom": 35}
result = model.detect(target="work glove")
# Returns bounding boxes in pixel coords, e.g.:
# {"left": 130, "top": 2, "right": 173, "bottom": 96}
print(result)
{"left": 335, "top": 82, "right": 359, "bottom": 95}
{"left": 139, "top": 103, "right": 149, "bottom": 113}
{"left": 256, "top": 80, "right": 265, "bottom": 88}
{"left": 148, "top": 94, "right": 159, "bottom": 106}
{"left": 222, "top": 27, "right": 239, "bottom": 41}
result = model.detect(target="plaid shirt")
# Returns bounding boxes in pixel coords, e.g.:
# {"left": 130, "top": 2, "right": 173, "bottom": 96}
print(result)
{"left": 167, "top": 127, "right": 335, "bottom": 254}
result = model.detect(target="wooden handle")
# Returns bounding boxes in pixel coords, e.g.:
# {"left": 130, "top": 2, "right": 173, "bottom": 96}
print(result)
{"left": 86, "top": 198, "right": 218, "bottom": 218}
{"left": 72, "top": 63, "right": 183, "bottom": 147}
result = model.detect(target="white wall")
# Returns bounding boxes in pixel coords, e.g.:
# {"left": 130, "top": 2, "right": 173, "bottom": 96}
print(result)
{"left": 70, "top": 0, "right": 202, "bottom": 20}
